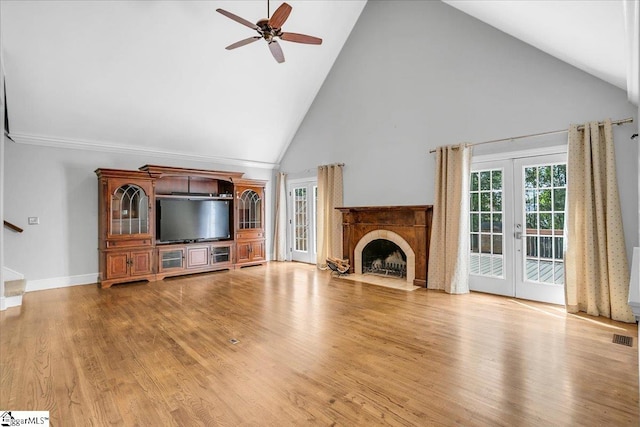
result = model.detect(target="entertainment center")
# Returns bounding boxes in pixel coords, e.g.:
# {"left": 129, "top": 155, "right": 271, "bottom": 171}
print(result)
{"left": 95, "top": 165, "right": 266, "bottom": 288}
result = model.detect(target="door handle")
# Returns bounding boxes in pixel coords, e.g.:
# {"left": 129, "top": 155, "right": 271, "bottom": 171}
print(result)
{"left": 515, "top": 231, "right": 522, "bottom": 240}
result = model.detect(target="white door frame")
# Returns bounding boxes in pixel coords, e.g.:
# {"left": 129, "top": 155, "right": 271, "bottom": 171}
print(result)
{"left": 286, "top": 178, "right": 317, "bottom": 264}
{"left": 469, "top": 159, "right": 515, "bottom": 296}
{"left": 470, "top": 145, "right": 567, "bottom": 304}
{"left": 513, "top": 153, "right": 567, "bottom": 305}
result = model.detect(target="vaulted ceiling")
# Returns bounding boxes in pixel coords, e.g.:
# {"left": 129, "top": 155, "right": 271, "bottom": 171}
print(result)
{"left": 1, "top": 1, "right": 636, "bottom": 169}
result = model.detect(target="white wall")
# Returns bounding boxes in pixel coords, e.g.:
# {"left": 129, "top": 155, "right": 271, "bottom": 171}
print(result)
{"left": 3, "top": 142, "right": 272, "bottom": 287}
{"left": 279, "top": 0, "right": 639, "bottom": 264}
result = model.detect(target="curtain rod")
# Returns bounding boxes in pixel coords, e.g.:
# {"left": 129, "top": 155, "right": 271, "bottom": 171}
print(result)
{"left": 428, "top": 117, "right": 634, "bottom": 153}
{"left": 283, "top": 163, "right": 345, "bottom": 175}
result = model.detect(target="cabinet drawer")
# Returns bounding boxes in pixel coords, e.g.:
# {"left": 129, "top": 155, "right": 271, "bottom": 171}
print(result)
{"left": 236, "top": 231, "right": 263, "bottom": 240}
{"left": 107, "top": 239, "right": 151, "bottom": 248}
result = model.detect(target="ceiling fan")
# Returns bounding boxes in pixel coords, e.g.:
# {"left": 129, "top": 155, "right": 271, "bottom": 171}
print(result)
{"left": 216, "top": 1, "right": 322, "bottom": 63}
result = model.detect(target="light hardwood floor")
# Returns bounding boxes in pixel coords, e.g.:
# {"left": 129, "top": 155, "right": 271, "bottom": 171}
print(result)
{"left": 1, "top": 262, "right": 638, "bottom": 426}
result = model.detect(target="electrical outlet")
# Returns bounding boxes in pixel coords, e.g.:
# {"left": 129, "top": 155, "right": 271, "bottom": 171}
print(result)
{"left": 28, "top": 217, "right": 40, "bottom": 225}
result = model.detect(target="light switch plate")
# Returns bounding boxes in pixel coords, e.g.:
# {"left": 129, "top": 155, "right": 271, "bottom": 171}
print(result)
{"left": 28, "top": 217, "right": 39, "bottom": 225}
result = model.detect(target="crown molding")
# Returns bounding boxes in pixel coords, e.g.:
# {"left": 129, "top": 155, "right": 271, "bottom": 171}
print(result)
{"left": 7, "top": 133, "right": 280, "bottom": 170}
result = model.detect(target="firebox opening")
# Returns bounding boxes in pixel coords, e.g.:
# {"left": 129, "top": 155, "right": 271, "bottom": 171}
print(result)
{"left": 362, "top": 239, "right": 407, "bottom": 279}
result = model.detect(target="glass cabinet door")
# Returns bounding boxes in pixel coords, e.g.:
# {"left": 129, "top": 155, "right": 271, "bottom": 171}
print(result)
{"left": 238, "top": 189, "right": 262, "bottom": 229}
{"left": 110, "top": 184, "right": 149, "bottom": 235}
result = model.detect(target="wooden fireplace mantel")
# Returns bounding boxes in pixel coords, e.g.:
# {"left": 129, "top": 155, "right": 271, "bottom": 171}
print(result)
{"left": 336, "top": 205, "right": 433, "bottom": 287}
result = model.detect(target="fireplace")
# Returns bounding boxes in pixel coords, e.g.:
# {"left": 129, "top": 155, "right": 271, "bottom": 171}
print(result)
{"left": 362, "top": 239, "right": 407, "bottom": 278}
{"left": 336, "top": 206, "right": 433, "bottom": 287}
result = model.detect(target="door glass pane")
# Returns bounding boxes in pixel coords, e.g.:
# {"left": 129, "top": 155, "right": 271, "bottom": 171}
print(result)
{"left": 239, "top": 190, "right": 262, "bottom": 229}
{"left": 470, "top": 168, "right": 504, "bottom": 278}
{"left": 293, "top": 187, "right": 308, "bottom": 252}
{"left": 111, "top": 184, "right": 148, "bottom": 235}
{"left": 522, "top": 163, "right": 566, "bottom": 285}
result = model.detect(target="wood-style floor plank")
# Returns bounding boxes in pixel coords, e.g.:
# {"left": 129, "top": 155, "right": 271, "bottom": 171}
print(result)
{"left": 1, "top": 262, "right": 637, "bottom": 426}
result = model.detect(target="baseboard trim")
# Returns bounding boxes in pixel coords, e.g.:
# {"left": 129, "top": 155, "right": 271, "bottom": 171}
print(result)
{"left": 26, "top": 273, "right": 99, "bottom": 292}
{"left": 1, "top": 295, "right": 23, "bottom": 310}
{"left": 2, "top": 266, "right": 24, "bottom": 281}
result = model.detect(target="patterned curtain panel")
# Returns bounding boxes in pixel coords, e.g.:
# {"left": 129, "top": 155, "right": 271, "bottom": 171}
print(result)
{"left": 427, "top": 144, "right": 472, "bottom": 294}
{"left": 273, "top": 172, "right": 288, "bottom": 262}
{"left": 316, "top": 164, "right": 344, "bottom": 268}
{"left": 565, "top": 119, "right": 635, "bottom": 322}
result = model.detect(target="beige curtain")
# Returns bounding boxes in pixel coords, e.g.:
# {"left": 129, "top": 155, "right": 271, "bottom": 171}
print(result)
{"left": 316, "top": 164, "right": 344, "bottom": 268}
{"left": 273, "top": 172, "right": 288, "bottom": 261}
{"left": 565, "top": 119, "right": 635, "bottom": 322}
{"left": 427, "top": 144, "right": 472, "bottom": 294}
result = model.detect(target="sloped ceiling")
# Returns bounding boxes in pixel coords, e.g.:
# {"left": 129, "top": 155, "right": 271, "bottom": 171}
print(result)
{"left": 443, "top": 0, "right": 629, "bottom": 91}
{"left": 1, "top": 1, "right": 634, "bottom": 169}
{"left": 1, "top": 1, "right": 367, "bottom": 168}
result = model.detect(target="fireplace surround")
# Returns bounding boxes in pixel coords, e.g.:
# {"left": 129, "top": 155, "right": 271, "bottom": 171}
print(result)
{"left": 336, "top": 206, "right": 433, "bottom": 287}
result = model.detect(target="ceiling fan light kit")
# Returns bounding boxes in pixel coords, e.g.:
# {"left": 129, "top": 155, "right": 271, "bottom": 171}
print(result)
{"left": 216, "top": 1, "right": 322, "bottom": 63}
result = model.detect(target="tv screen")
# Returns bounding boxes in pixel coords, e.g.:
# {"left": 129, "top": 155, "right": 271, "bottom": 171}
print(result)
{"left": 157, "top": 199, "right": 231, "bottom": 243}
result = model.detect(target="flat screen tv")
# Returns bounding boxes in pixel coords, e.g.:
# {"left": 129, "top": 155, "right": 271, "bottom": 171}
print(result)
{"left": 156, "top": 198, "right": 231, "bottom": 243}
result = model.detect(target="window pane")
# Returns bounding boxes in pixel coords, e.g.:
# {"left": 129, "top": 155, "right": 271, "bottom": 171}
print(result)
{"left": 525, "top": 190, "right": 537, "bottom": 212}
{"left": 553, "top": 213, "right": 564, "bottom": 231}
{"left": 480, "top": 172, "right": 491, "bottom": 190}
{"left": 471, "top": 173, "right": 479, "bottom": 191}
{"left": 526, "top": 213, "right": 538, "bottom": 230}
{"left": 492, "top": 191, "right": 502, "bottom": 211}
{"left": 481, "top": 214, "right": 491, "bottom": 232}
{"left": 470, "top": 193, "right": 479, "bottom": 211}
{"left": 481, "top": 234, "right": 491, "bottom": 253}
{"left": 539, "top": 213, "right": 552, "bottom": 230}
{"left": 539, "top": 189, "right": 552, "bottom": 211}
{"left": 470, "top": 234, "right": 480, "bottom": 253}
{"left": 527, "top": 236, "right": 538, "bottom": 257}
{"left": 527, "top": 259, "right": 539, "bottom": 281}
{"left": 540, "top": 236, "right": 553, "bottom": 258}
{"left": 554, "top": 189, "right": 566, "bottom": 211}
{"left": 553, "top": 164, "right": 567, "bottom": 187}
{"left": 554, "top": 237, "right": 564, "bottom": 260}
{"left": 470, "top": 213, "right": 479, "bottom": 232}
{"left": 480, "top": 193, "right": 491, "bottom": 211}
{"left": 470, "top": 254, "right": 480, "bottom": 274}
{"left": 492, "top": 170, "right": 502, "bottom": 190}
{"left": 539, "top": 166, "right": 552, "bottom": 187}
{"left": 525, "top": 167, "right": 537, "bottom": 188}
{"left": 492, "top": 235, "right": 503, "bottom": 255}
{"left": 492, "top": 213, "right": 502, "bottom": 232}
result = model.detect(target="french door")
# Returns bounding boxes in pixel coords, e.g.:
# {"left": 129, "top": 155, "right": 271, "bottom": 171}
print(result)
{"left": 287, "top": 179, "right": 317, "bottom": 264}
{"left": 469, "top": 153, "right": 567, "bottom": 305}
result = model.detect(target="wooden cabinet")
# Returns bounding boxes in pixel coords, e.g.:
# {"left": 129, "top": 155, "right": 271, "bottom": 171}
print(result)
{"left": 96, "top": 165, "right": 265, "bottom": 287}
{"left": 106, "top": 249, "right": 153, "bottom": 279}
{"left": 96, "top": 169, "right": 158, "bottom": 288}
{"left": 187, "top": 246, "right": 209, "bottom": 268}
{"left": 236, "top": 239, "right": 265, "bottom": 264}
{"left": 158, "top": 247, "right": 185, "bottom": 273}
{"left": 156, "top": 242, "right": 234, "bottom": 280}
{"left": 234, "top": 180, "right": 267, "bottom": 267}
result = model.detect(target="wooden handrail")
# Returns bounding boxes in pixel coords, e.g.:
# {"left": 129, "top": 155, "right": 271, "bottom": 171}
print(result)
{"left": 3, "top": 220, "right": 23, "bottom": 233}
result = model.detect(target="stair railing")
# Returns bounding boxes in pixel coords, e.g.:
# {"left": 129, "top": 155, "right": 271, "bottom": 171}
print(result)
{"left": 3, "top": 220, "right": 23, "bottom": 233}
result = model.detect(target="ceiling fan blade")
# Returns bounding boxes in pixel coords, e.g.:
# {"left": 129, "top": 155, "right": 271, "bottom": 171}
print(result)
{"left": 225, "top": 36, "right": 261, "bottom": 50}
{"left": 268, "top": 2, "right": 292, "bottom": 29}
{"left": 268, "top": 40, "right": 285, "bottom": 63}
{"left": 216, "top": 8, "right": 258, "bottom": 30}
{"left": 280, "top": 32, "right": 322, "bottom": 45}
